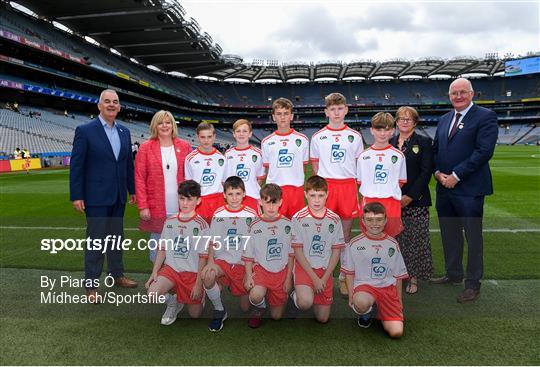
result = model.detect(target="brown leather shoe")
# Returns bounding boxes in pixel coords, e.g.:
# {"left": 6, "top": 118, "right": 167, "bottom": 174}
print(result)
{"left": 86, "top": 289, "right": 101, "bottom": 304}
{"left": 430, "top": 276, "right": 462, "bottom": 285}
{"left": 457, "top": 288, "right": 480, "bottom": 303}
{"left": 114, "top": 276, "right": 138, "bottom": 288}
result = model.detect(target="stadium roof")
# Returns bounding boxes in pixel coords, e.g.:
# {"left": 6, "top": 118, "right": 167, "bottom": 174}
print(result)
{"left": 10, "top": 0, "right": 513, "bottom": 82}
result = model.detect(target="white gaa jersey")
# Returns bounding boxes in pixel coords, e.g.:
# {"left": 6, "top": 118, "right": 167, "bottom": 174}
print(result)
{"left": 291, "top": 207, "right": 345, "bottom": 269}
{"left": 356, "top": 145, "right": 407, "bottom": 200}
{"left": 310, "top": 125, "right": 364, "bottom": 179}
{"left": 160, "top": 214, "right": 210, "bottom": 273}
{"left": 224, "top": 146, "right": 265, "bottom": 199}
{"left": 185, "top": 148, "right": 225, "bottom": 196}
{"left": 242, "top": 215, "right": 293, "bottom": 273}
{"left": 210, "top": 205, "right": 257, "bottom": 265}
{"left": 341, "top": 233, "right": 408, "bottom": 288}
{"left": 261, "top": 129, "right": 309, "bottom": 187}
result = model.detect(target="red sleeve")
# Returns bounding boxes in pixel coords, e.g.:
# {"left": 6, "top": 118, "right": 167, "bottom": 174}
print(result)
{"left": 134, "top": 142, "right": 149, "bottom": 209}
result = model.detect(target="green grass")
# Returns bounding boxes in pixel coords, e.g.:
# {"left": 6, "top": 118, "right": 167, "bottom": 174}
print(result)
{"left": 1, "top": 145, "right": 539, "bottom": 365}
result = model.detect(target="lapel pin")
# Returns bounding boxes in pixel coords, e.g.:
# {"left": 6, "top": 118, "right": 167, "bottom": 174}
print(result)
{"left": 458, "top": 123, "right": 464, "bottom": 129}
{"left": 412, "top": 145, "right": 419, "bottom": 154}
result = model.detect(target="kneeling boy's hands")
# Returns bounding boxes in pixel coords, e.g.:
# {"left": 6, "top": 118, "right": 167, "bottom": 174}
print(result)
{"left": 283, "top": 277, "right": 293, "bottom": 294}
{"left": 244, "top": 274, "right": 254, "bottom": 291}
{"left": 145, "top": 272, "right": 158, "bottom": 289}
{"left": 191, "top": 282, "right": 203, "bottom": 300}
{"left": 313, "top": 277, "right": 325, "bottom": 294}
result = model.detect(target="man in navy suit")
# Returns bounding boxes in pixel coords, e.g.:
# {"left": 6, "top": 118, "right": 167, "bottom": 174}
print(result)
{"left": 432, "top": 78, "right": 498, "bottom": 303}
{"left": 70, "top": 89, "right": 138, "bottom": 303}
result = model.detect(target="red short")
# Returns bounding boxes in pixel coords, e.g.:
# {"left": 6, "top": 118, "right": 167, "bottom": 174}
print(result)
{"left": 326, "top": 178, "right": 359, "bottom": 219}
{"left": 243, "top": 196, "right": 260, "bottom": 214}
{"left": 215, "top": 259, "right": 247, "bottom": 296}
{"left": 158, "top": 265, "right": 204, "bottom": 305}
{"left": 279, "top": 185, "right": 305, "bottom": 218}
{"left": 197, "top": 192, "right": 224, "bottom": 223}
{"left": 252, "top": 264, "right": 288, "bottom": 306}
{"left": 293, "top": 262, "right": 333, "bottom": 305}
{"left": 359, "top": 196, "right": 403, "bottom": 237}
{"left": 354, "top": 284, "right": 403, "bottom": 321}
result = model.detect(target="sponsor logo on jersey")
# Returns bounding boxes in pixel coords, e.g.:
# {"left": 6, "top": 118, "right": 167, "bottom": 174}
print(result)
{"left": 374, "top": 164, "right": 389, "bottom": 184}
{"left": 331, "top": 144, "right": 346, "bottom": 163}
{"left": 295, "top": 139, "right": 302, "bottom": 147}
{"left": 391, "top": 155, "right": 398, "bottom": 164}
{"left": 277, "top": 149, "right": 294, "bottom": 168}
{"left": 218, "top": 158, "right": 224, "bottom": 166}
{"left": 236, "top": 163, "right": 250, "bottom": 181}
{"left": 309, "top": 235, "right": 326, "bottom": 257}
{"left": 370, "top": 257, "right": 387, "bottom": 279}
{"left": 193, "top": 227, "right": 199, "bottom": 236}
{"left": 252, "top": 155, "right": 258, "bottom": 162}
{"left": 266, "top": 238, "right": 283, "bottom": 261}
{"left": 329, "top": 223, "right": 334, "bottom": 233}
{"left": 388, "top": 248, "right": 395, "bottom": 257}
{"left": 173, "top": 236, "right": 189, "bottom": 259}
{"left": 285, "top": 225, "right": 291, "bottom": 234}
{"left": 201, "top": 168, "right": 216, "bottom": 187}
{"left": 348, "top": 135, "right": 354, "bottom": 143}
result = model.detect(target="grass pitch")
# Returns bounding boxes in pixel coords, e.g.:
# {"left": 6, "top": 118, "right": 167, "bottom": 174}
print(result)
{"left": 0, "top": 145, "right": 539, "bottom": 365}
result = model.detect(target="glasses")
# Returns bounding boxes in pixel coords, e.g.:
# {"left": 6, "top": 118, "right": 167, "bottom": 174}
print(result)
{"left": 449, "top": 90, "right": 472, "bottom": 97}
{"left": 397, "top": 117, "right": 414, "bottom": 123}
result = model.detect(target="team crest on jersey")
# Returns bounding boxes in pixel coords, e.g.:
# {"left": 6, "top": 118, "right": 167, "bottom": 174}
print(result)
{"left": 252, "top": 155, "right": 258, "bottom": 162}
{"left": 295, "top": 139, "right": 302, "bottom": 147}
{"left": 348, "top": 135, "right": 354, "bottom": 143}
{"left": 391, "top": 155, "right": 398, "bottom": 164}
{"left": 193, "top": 227, "right": 199, "bottom": 236}
{"left": 218, "top": 158, "right": 224, "bottom": 166}
{"left": 412, "top": 145, "right": 419, "bottom": 154}
{"left": 246, "top": 217, "right": 253, "bottom": 226}
{"left": 285, "top": 225, "right": 291, "bottom": 234}
{"left": 388, "top": 248, "right": 395, "bottom": 257}
{"left": 328, "top": 223, "right": 334, "bottom": 233}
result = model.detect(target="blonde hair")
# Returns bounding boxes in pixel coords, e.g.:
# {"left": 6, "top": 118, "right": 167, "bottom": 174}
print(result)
{"left": 272, "top": 98, "right": 293, "bottom": 113}
{"left": 232, "top": 119, "right": 252, "bottom": 132}
{"left": 325, "top": 93, "right": 347, "bottom": 107}
{"left": 395, "top": 106, "right": 419, "bottom": 125}
{"left": 371, "top": 112, "right": 395, "bottom": 129}
{"left": 196, "top": 122, "right": 215, "bottom": 135}
{"left": 149, "top": 110, "right": 177, "bottom": 139}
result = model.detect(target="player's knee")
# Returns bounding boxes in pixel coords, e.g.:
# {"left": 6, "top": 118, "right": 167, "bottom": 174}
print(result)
{"left": 296, "top": 297, "right": 313, "bottom": 310}
{"left": 187, "top": 306, "right": 203, "bottom": 319}
{"left": 387, "top": 329, "right": 403, "bottom": 339}
{"left": 316, "top": 314, "right": 329, "bottom": 324}
{"left": 353, "top": 296, "right": 372, "bottom": 313}
{"left": 270, "top": 308, "right": 283, "bottom": 321}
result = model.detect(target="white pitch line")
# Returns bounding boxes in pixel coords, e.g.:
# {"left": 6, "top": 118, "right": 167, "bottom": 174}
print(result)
{"left": 1, "top": 226, "right": 539, "bottom": 233}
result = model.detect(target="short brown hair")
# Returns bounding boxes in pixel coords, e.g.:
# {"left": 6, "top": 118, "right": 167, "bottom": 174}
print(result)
{"left": 260, "top": 183, "right": 282, "bottom": 203}
{"left": 305, "top": 175, "right": 328, "bottom": 192}
{"left": 371, "top": 112, "right": 395, "bottom": 129}
{"left": 223, "top": 176, "right": 245, "bottom": 193}
{"left": 395, "top": 106, "right": 419, "bottom": 125}
{"left": 363, "top": 202, "right": 386, "bottom": 216}
{"left": 232, "top": 119, "right": 252, "bottom": 132}
{"left": 272, "top": 98, "right": 293, "bottom": 114}
{"left": 196, "top": 122, "right": 215, "bottom": 135}
{"left": 149, "top": 110, "right": 177, "bottom": 139}
{"left": 325, "top": 92, "right": 347, "bottom": 107}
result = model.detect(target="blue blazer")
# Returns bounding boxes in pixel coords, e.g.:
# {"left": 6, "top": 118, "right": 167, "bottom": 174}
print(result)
{"left": 433, "top": 104, "right": 498, "bottom": 197}
{"left": 70, "top": 118, "right": 135, "bottom": 206}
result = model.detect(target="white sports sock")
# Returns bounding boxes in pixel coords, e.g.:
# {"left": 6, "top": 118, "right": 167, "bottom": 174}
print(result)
{"left": 353, "top": 304, "right": 372, "bottom": 316}
{"left": 250, "top": 297, "right": 267, "bottom": 309}
{"left": 291, "top": 290, "right": 299, "bottom": 309}
{"left": 338, "top": 272, "right": 345, "bottom": 281}
{"left": 205, "top": 283, "right": 224, "bottom": 311}
{"left": 165, "top": 293, "right": 176, "bottom": 305}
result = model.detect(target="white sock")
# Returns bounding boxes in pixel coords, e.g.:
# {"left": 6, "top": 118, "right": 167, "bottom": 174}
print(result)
{"left": 291, "top": 290, "right": 299, "bottom": 309}
{"left": 353, "top": 304, "right": 372, "bottom": 316}
{"left": 250, "top": 297, "right": 267, "bottom": 309}
{"left": 205, "top": 283, "right": 224, "bottom": 311}
{"left": 338, "top": 272, "right": 345, "bottom": 281}
{"left": 165, "top": 293, "right": 176, "bottom": 305}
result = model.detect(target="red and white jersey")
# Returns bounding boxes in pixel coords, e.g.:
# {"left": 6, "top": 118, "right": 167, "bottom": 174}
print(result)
{"left": 356, "top": 145, "right": 407, "bottom": 200}
{"left": 310, "top": 125, "right": 364, "bottom": 179}
{"left": 160, "top": 214, "right": 210, "bottom": 273}
{"left": 261, "top": 129, "right": 309, "bottom": 187}
{"left": 185, "top": 148, "right": 225, "bottom": 196}
{"left": 341, "top": 233, "right": 408, "bottom": 288}
{"left": 224, "top": 146, "right": 265, "bottom": 199}
{"left": 210, "top": 205, "right": 257, "bottom": 265}
{"left": 291, "top": 207, "right": 345, "bottom": 269}
{"left": 242, "top": 215, "right": 293, "bottom": 273}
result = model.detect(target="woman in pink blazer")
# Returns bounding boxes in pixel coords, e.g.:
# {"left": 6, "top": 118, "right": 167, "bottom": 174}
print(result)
{"left": 135, "top": 110, "right": 192, "bottom": 262}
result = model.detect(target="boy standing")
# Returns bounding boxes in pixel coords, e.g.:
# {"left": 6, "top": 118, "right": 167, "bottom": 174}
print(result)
{"left": 310, "top": 92, "right": 364, "bottom": 295}
{"left": 291, "top": 175, "right": 345, "bottom": 323}
{"left": 342, "top": 202, "right": 408, "bottom": 338}
{"left": 145, "top": 180, "right": 209, "bottom": 325}
{"left": 357, "top": 112, "right": 407, "bottom": 237}
{"left": 185, "top": 122, "right": 226, "bottom": 223}
{"left": 224, "top": 119, "right": 265, "bottom": 212}
{"left": 242, "top": 184, "right": 294, "bottom": 328}
{"left": 201, "top": 176, "right": 257, "bottom": 331}
{"left": 261, "top": 98, "right": 309, "bottom": 218}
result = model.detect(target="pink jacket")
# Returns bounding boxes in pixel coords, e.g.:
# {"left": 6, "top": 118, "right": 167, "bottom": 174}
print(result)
{"left": 135, "top": 137, "right": 192, "bottom": 233}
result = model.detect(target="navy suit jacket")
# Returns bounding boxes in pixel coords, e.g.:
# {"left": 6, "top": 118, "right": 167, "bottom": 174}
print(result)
{"left": 433, "top": 104, "right": 498, "bottom": 197}
{"left": 70, "top": 118, "right": 135, "bottom": 206}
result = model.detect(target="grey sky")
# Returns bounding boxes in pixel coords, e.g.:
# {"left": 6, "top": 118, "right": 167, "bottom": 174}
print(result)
{"left": 181, "top": 0, "right": 539, "bottom": 63}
